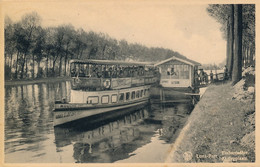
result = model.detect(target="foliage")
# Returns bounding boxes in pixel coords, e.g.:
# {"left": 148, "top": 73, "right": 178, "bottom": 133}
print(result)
{"left": 207, "top": 4, "right": 255, "bottom": 84}
{"left": 207, "top": 4, "right": 255, "bottom": 66}
{"left": 4, "top": 11, "right": 188, "bottom": 80}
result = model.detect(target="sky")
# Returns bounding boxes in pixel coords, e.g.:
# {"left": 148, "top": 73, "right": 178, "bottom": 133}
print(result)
{"left": 3, "top": 1, "right": 226, "bottom": 65}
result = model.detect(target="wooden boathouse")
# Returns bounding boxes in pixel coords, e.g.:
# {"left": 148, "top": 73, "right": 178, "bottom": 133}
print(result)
{"left": 154, "top": 56, "right": 201, "bottom": 89}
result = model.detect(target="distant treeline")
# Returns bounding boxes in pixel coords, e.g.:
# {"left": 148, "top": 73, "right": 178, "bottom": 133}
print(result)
{"left": 4, "top": 12, "right": 186, "bottom": 80}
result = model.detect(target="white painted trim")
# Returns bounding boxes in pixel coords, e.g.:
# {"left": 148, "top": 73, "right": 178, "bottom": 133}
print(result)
{"left": 154, "top": 56, "right": 200, "bottom": 67}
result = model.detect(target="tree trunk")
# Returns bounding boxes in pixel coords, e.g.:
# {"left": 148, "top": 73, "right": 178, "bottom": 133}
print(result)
{"left": 232, "top": 4, "right": 243, "bottom": 85}
{"left": 53, "top": 58, "right": 56, "bottom": 76}
{"left": 226, "top": 18, "right": 230, "bottom": 68}
{"left": 80, "top": 48, "right": 84, "bottom": 59}
{"left": 15, "top": 52, "right": 19, "bottom": 79}
{"left": 46, "top": 54, "right": 49, "bottom": 77}
{"left": 25, "top": 57, "right": 28, "bottom": 78}
{"left": 21, "top": 54, "right": 26, "bottom": 79}
{"left": 228, "top": 5, "right": 234, "bottom": 80}
{"left": 59, "top": 56, "right": 62, "bottom": 76}
{"left": 249, "top": 47, "right": 254, "bottom": 66}
{"left": 246, "top": 47, "right": 249, "bottom": 66}
{"left": 242, "top": 46, "right": 245, "bottom": 67}
{"left": 10, "top": 54, "right": 13, "bottom": 68}
{"left": 64, "top": 44, "right": 69, "bottom": 76}
{"left": 37, "top": 61, "right": 41, "bottom": 78}
{"left": 32, "top": 54, "right": 35, "bottom": 78}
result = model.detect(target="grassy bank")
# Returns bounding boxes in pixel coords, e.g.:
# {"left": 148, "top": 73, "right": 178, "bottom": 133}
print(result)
{"left": 4, "top": 77, "right": 72, "bottom": 86}
{"left": 166, "top": 81, "right": 255, "bottom": 163}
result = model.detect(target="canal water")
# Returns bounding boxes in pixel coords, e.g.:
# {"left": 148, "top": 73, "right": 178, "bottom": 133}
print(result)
{"left": 5, "top": 81, "right": 193, "bottom": 163}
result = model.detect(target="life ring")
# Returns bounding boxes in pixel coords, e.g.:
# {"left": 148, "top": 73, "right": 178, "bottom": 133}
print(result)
{"left": 103, "top": 79, "right": 111, "bottom": 89}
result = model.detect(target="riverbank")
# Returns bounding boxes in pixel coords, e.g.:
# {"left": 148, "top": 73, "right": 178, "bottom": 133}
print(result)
{"left": 166, "top": 79, "right": 255, "bottom": 162}
{"left": 4, "top": 77, "right": 72, "bottom": 86}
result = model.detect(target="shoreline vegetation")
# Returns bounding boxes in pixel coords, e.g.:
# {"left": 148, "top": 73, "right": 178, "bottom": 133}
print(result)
{"left": 166, "top": 67, "right": 255, "bottom": 163}
{"left": 4, "top": 77, "right": 72, "bottom": 86}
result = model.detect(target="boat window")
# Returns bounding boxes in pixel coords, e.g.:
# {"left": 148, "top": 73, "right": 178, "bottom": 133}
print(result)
{"left": 87, "top": 96, "right": 99, "bottom": 104}
{"left": 140, "top": 90, "right": 143, "bottom": 97}
{"left": 131, "top": 91, "right": 135, "bottom": 99}
{"left": 111, "top": 94, "right": 118, "bottom": 103}
{"left": 126, "top": 92, "right": 130, "bottom": 101}
{"left": 101, "top": 95, "right": 109, "bottom": 104}
{"left": 136, "top": 91, "right": 140, "bottom": 98}
{"left": 119, "top": 93, "right": 124, "bottom": 102}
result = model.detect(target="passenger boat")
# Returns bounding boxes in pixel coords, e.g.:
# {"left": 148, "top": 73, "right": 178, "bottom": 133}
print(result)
{"left": 53, "top": 59, "right": 159, "bottom": 126}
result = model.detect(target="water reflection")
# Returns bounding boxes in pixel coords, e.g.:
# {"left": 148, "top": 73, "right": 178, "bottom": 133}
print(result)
{"left": 4, "top": 82, "right": 70, "bottom": 161}
{"left": 54, "top": 103, "right": 191, "bottom": 163}
{"left": 5, "top": 81, "right": 192, "bottom": 163}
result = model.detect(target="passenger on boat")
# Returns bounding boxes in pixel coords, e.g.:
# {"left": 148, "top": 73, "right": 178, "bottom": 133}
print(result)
{"left": 91, "top": 68, "right": 97, "bottom": 78}
{"left": 72, "top": 63, "right": 158, "bottom": 80}
{"left": 112, "top": 67, "right": 118, "bottom": 78}
{"left": 102, "top": 67, "right": 109, "bottom": 78}
{"left": 79, "top": 68, "right": 85, "bottom": 77}
{"left": 119, "top": 67, "right": 124, "bottom": 78}
{"left": 71, "top": 68, "right": 76, "bottom": 77}
{"left": 108, "top": 67, "right": 113, "bottom": 78}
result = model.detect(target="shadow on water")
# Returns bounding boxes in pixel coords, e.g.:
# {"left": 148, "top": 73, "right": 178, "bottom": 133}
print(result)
{"left": 5, "top": 80, "right": 193, "bottom": 163}
{"left": 54, "top": 102, "right": 192, "bottom": 163}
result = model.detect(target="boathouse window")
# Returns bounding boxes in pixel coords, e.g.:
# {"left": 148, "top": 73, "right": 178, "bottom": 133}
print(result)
{"left": 101, "top": 95, "right": 109, "bottom": 104}
{"left": 126, "top": 92, "right": 130, "bottom": 101}
{"left": 119, "top": 93, "right": 124, "bottom": 102}
{"left": 131, "top": 91, "right": 135, "bottom": 99}
{"left": 162, "top": 64, "right": 190, "bottom": 79}
{"left": 111, "top": 94, "right": 117, "bottom": 103}
{"left": 136, "top": 91, "right": 140, "bottom": 98}
{"left": 87, "top": 96, "right": 99, "bottom": 104}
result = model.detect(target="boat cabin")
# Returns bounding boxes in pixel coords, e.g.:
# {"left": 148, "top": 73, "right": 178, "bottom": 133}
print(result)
{"left": 154, "top": 56, "right": 201, "bottom": 88}
{"left": 69, "top": 59, "right": 160, "bottom": 90}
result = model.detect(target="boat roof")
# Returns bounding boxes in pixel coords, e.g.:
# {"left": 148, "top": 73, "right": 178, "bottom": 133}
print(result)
{"left": 154, "top": 56, "right": 201, "bottom": 67}
{"left": 70, "top": 59, "right": 154, "bottom": 66}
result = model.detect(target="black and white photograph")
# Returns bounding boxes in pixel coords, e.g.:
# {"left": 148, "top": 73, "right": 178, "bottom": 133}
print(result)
{"left": 0, "top": 0, "right": 257, "bottom": 165}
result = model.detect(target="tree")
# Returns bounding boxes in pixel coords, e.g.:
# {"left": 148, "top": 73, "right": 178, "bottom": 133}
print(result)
{"left": 73, "top": 28, "right": 88, "bottom": 59}
{"left": 232, "top": 5, "right": 243, "bottom": 84}
{"left": 4, "top": 16, "right": 16, "bottom": 79}
{"left": 45, "top": 28, "right": 56, "bottom": 77}
{"left": 62, "top": 25, "right": 76, "bottom": 76}
{"left": 19, "top": 12, "right": 42, "bottom": 78}
{"left": 32, "top": 27, "right": 46, "bottom": 78}
{"left": 207, "top": 4, "right": 254, "bottom": 83}
{"left": 226, "top": 5, "right": 234, "bottom": 79}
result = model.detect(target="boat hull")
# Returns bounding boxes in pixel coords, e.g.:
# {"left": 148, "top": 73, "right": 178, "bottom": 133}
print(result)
{"left": 53, "top": 98, "right": 149, "bottom": 126}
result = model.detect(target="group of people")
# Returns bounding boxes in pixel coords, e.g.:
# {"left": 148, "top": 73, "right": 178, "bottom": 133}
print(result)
{"left": 194, "top": 69, "right": 208, "bottom": 85}
{"left": 71, "top": 64, "right": 159, "bottom": 79}
{"left": 195, "top": 65, "right": 229, "bottom": 85}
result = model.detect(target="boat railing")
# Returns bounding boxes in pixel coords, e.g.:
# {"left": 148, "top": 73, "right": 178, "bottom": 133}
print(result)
{"left": 71, "top": 75, "right": 159, "bottom": 90}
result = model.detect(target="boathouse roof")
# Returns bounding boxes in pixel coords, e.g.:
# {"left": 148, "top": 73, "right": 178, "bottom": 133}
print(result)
{"left": 154, "top": 56, "right": 201, "bottom": 67}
